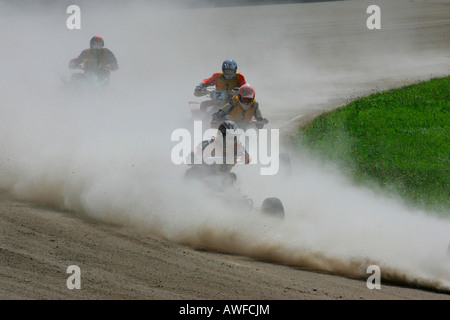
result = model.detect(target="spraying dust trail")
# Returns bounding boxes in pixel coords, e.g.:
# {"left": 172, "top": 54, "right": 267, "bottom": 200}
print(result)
{"left": 0, "top": 0, "right": 449, "bottom": 293}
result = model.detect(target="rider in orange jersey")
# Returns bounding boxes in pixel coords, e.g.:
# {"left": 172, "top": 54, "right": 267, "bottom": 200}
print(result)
{"left": 212, "top": 84, "right": 268, "bottom": 129}
{"left": 194, "top": 59, "right": 246, "bottom": 96}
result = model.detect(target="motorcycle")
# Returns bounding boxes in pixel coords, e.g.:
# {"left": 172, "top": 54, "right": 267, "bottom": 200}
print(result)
{"left": 62, "top": 65, "right": 110, "bottom": 88}
{"left": 189, "top": 88, "right": 238, "bottom": 121}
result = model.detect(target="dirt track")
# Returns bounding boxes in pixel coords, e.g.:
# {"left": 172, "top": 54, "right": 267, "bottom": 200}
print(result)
{"left": 1, "top": 0, "right": 450, "bottom": 302}
{"left": 1, "top": 191, "right": 449, "bottom": 300}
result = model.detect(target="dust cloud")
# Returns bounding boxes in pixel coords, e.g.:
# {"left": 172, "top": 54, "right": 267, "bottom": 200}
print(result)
{"left": 0, "top": 0, "right": 449, "bottom": 292}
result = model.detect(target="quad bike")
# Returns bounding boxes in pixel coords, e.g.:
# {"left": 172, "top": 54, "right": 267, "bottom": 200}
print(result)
{"left": 184, "top": 156, "right": 285, "bottom": 219}
{"left": 62, "top": 65, "right": 110, "bottom": 88}
{"left": 189, "top": 88, "right": 238, "bottom": 121}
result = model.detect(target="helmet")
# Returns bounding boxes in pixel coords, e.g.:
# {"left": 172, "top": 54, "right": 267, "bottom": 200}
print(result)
{"left": 90, "top": 36, "right": 104, "bottom": 55}
{"left": 238, "top": 84, "right": 255, "bottom": 110}
{"left": 222, "top": 59, "right": 237, "bottom": 80}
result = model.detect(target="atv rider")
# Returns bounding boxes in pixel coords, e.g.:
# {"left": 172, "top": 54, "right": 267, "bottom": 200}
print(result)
{"left": 186, "top": 120, "right": 250, "bottom": 184}
{"left": 211, "top": 84, "right": 268, "bottom": 129}
{"left": 193, "top": 59, "right": 246, "bottom": 107}
{"left": 69, "top": 36, "right": 118, "bottom": 82}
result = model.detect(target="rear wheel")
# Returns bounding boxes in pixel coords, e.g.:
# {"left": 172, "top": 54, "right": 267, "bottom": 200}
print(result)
{"left": 261, "top": 197, "right": 285, "bottom": 219}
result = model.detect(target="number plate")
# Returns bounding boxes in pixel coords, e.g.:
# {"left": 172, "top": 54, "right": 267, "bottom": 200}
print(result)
{"left": 211, "top": 91, "right": 227, "bottom": 100}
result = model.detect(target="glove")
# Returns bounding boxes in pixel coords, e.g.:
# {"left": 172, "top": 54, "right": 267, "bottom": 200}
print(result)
{"left": 256, "top": 117, "right": 268, "bottom": 129}
{"left": 212, "top": 110, "right": 226, "bottom": 121}
{"left": 211, "top": 112, "right": 223, "bottom": 127}
{"left": 194, "top": 84, "right": 207, "bottom": 97}
{"left": 69, "top": 60, "right": 79, "bottom": 69}
{"left": 257, "top": 117, "right": 269, "bottom": 124}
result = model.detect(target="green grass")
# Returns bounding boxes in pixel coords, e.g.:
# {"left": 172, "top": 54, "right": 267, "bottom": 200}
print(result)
{"left": 297, "top": 76, "right": 450, "bottom": 214}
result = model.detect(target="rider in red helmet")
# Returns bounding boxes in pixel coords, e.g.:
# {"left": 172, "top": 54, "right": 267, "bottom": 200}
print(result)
{"left": 212, "top": 84, "right": 268, "bottom": 129}
{"left": 69, "top": 36, "right": 118, "bottom": 80}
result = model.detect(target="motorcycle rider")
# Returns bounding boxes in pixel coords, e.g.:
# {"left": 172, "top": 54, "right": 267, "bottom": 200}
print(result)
{"left": 187, "top": 120, "right": 250, "bottom": 181}
{"left": 193, "top": 59, "right": 246, "bottom": 98}
{"left": 211, "top": 84, "right": 268, "bottom": 129}
{"left": 69, "top": 36, "right": 118, "bottom": 81}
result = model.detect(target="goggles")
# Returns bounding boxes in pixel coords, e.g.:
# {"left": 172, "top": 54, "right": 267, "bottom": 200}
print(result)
{"left": 92, "top": 44, "right": 103, "bottom": 50}
{"left": 240, "top": 97, "right": 253, "bottom": 104}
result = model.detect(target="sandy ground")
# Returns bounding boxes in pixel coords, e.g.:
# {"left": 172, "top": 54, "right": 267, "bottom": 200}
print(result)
{"left": 1, "top": 0, "right": 450, "bottom": 303}
{"left": 1, "top": 189, "right": 449, "bottom": 300}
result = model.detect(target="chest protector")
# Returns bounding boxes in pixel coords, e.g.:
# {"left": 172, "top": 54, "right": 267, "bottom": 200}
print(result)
{"left": 82, "top": 49, "right": 109, "bottom": 71}
{"left": 215, "top": 73, "right": 242, "bottom": 90}
{"left": 228, "top": 96, "right": 257, "bottom": 122}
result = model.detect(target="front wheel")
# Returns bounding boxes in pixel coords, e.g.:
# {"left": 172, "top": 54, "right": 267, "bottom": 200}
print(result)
{"left": 261, "top": 197, "right": 285, "bottom": 219}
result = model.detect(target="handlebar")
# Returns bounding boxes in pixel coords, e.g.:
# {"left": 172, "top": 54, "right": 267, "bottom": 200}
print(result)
{"left": 211, "top": 117, "right": 269, "bottom": 128}
{"left": 69, "top": 64, "right": 111, "bottom": 72}
{"left": 195, "top": 87, "right": 239, "bottom": 99}
{"left": 69, "top": 64, "right": 84, "bottom": 70}
{"left": 204, "top": 87, "right": 239, "bottom": 93}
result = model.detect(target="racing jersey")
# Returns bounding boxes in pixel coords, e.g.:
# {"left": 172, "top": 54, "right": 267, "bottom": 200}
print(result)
{"left": 70, "top": 48, "right": 118, "bottom": 72}
{"left": 201, "top": 72, "right": 246, "bottom": 91}
{"left": 217, "top": 96, "right": 263, "bottom": 123}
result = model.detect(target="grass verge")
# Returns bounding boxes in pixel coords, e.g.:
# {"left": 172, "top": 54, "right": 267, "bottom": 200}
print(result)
{"left": 297, "top": 76, "right": 449, "bottom": 214}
